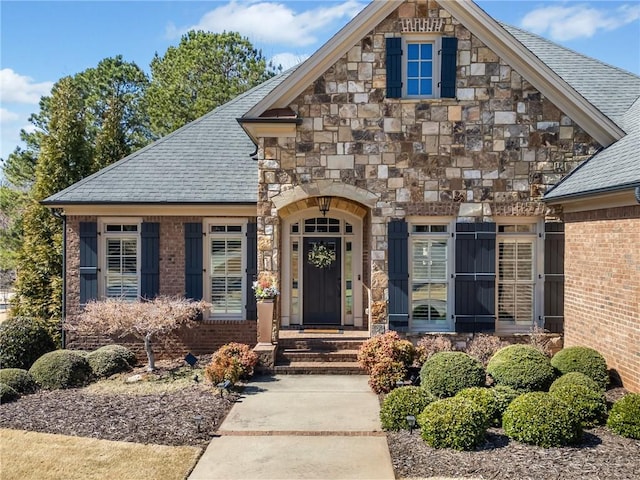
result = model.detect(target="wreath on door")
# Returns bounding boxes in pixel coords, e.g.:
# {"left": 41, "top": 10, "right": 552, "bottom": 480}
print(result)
{"left": 307, "top": 243, "right": 336, "bottom": 269}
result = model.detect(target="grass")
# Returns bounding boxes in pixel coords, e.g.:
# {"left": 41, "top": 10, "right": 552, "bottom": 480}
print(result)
{"left": 85, "top": 366, "right": 207, "bottom": 395}
{"left": 0, "top": 429, "right": 202, "bottom": 480}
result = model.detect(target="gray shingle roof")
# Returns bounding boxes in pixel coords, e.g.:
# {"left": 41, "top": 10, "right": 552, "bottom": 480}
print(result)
{"left": 44, "top": 69, "right": 296, "bottom": 205}
{"left": 502, "top": 24, "right": 640, "bottom": 126}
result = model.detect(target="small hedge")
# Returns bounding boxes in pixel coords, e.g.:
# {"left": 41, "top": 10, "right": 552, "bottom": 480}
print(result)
{"left": 487, "top": 345, "right": 556, "bottom": 392}
{"left": 0, "top": 383, "right": 19, "bottom": 403}
{"left": 418, "top": 397, "right": 488, "bottom": 451}
{"left": 550, "top": 372, "right": 603, "bottom": 394}
{"left": 492, "top": 385, "right": 520, "bottom": 423}
{"left": 503, "top": 392, "right": 582, "bottom": 447}
{"left": 550, "top": 384, "right": 607, "bottom": 428}
{"left": 87, "top": 345, "right": 136, "bottom": 378}
{"left": 456, "top": 387, "right": 500, "bottom": 426}
{"left": 380, "top": 386, "right": 436, "bottom": 431}
{"left": 213, "top": 343, "right": 259, "bottom": 380}
{"left": 0, "top": 368, "right": 38, "bottom": 394}
{"left": 551, "top": 346, "right": 608, "bottom": 390}
{"left": 420, "top": 352, "right": 485, "bottom": 398}
{"left": 0, "top": 317, "right": 56, "bottom": 370}
{"left": 358, "top": 332, "right": 415, "bottom": 394}
{"left": 29, "top": 350, "right": 93, "bottom": 389}
{"left": 607, "top": 393, "right": 640, "bottom": 439}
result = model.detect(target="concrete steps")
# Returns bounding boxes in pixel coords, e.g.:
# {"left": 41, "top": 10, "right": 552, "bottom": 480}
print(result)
{"left": 275, "top": 334, "right": 366, "bottom": 374}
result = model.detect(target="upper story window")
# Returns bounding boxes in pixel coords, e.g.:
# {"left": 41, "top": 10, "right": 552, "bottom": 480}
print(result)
{"left": 103, "top": 223, "right": 140, "bottom": 300}
{"left": 405, "top": 40, "right": 437, "bottom": 97}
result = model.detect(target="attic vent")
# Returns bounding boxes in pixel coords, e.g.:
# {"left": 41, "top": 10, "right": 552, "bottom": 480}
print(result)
{"left": 401, "top": 18, "right": 444, "bottom": 33}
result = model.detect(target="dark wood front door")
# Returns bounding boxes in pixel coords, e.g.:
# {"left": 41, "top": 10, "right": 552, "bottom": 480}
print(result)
{"left": 303, "top": 237, "right": 341, "bottom": 325}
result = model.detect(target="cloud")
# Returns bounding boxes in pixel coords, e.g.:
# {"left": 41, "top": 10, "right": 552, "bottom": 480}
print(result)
{"left": 0, "top": 108, "right": 19, "bottom": 124}
{"left": 170, "top": 0, "right": 365, "bottom": 47}
{"left": 521, "top": 3, "right": 640, "bottom": 41}
{"left": 0, "top": 69, "right": 53, "bottom": 104}
{"left": 270, "top": 52, "right": 310, "bottom": 70}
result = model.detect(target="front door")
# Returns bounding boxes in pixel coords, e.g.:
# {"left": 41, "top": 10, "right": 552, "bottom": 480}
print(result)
{"left": 303, "top": 237, "right": 341, "bottom": 325}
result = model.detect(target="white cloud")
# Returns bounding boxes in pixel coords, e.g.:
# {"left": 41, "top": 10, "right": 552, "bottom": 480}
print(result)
{"left": 171, "top": 0, "right": 365, "bottom": 47}
{"left": 521, "top": 3, "right": 640, "bottom": 41}
{"left": 270, "top": 52, "right": 310, "bottom": 70}
{"left": 0, "top": 68, "right": 53, "bottom": 104}
{"left": 0, "top": 108, "right": 19, "bottom": 124}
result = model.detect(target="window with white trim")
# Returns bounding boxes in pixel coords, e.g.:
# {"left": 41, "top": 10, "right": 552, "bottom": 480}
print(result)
{"left": 405, "top": 40, "right": 437, "bottom": 97}
{"left": 103, "top": 223, "right": 139, "bottom": 300}
{"left": 207, "top": 222, "right": 245, "bottom": 318}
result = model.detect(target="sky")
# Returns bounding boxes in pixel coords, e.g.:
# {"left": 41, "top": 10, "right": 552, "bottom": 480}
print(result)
{"left": 1, "top": 0, "right": 639, "bottom": 161}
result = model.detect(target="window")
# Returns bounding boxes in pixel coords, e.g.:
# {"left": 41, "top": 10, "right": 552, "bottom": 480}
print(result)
{"left": 207, "top": 222, "right": 245, "bottom": 318}
{"left": 103, "top": 223, "right": 139, "bottom": 300}
{"left": 406, "top": 42, "right": 435, "bottom": 97}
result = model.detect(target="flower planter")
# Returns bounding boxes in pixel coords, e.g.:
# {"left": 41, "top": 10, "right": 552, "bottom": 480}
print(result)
{"left": 257, "top": 298, "right": 275, "bottom": 345}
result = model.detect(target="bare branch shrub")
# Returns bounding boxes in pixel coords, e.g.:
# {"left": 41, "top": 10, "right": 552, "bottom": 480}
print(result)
{"left": 67, "top": 296, "right": 210, "bottom": 371}
{"left": 415, "top": 335, "right": 454, "bottom": 366}
{"left": 528, "top": 325, "right": 552, "bottom": 357}
{"left": 465, "top": 334, "right": 508, "bottom": 366}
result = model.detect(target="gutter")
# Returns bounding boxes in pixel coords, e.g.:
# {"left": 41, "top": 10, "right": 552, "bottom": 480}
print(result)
{"left": 544, "top": 182, "right": 640, "bottom": 204}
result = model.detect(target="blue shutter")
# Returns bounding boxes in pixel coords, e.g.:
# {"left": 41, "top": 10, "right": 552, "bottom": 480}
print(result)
{"left": 440, "top": 37, "right": 458, "bottom": 98}
{"left": 79, "top": 222, "right": 98, "bottom": 305}
{"left": 185, "top": 223, "right": 203, "bottom": 300}
{"left": 140, "top": 222, "right": 160, "bottom": 299}
{"left": 388, "top": 219, "right": 409, "bottom": 331}
{"left": 246, "top": 221, "right": 258, "bottom": 320}
{"left": 386, "top": 37, "right": 402, "bottom": 99}
{"left": 544, "top": 223, "right": 564, "bottom": 333}
{"left": 454, "top": 222, "right": 496, "bottom": 332}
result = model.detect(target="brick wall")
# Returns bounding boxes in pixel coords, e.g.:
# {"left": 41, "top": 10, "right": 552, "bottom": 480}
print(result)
{"left": 564, "top": 205, "right": 640, "bottom": 392}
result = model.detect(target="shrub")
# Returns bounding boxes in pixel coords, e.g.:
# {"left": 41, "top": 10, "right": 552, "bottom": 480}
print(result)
{"left": 607, "top": 393, "right": 640, "bottom": 439}
{"left": 492, "top": 385, "right": 520, "bottom": 424}
{"left": 465, "top": 334, "right": 507, "bottom": 366}
{"left": 204, "top": 354, "right": 242, "bottom": 385}
{"left": 456, "top": 387, "right": 500, "bottom": 426}
{"left": 550, "top": 384, "right": 607, "bottom": 428}
{"left": 414, "top": 335, "right": 453, "bottom": 366}
{"left": 29, "top": 350, "right": 93, "bottom": 389}
{"left": 0, "top": 368, "right": 38, "bottom": 394}
{"left": 420, "top": 352, "right": 485, "bottom": 398}
{"left": 549, "top": 372, "right": 603, "bottom": 394}
{"left": 0, "top": 383, "right": 19, "bottom": 403}
{"left": 551, "top": 346, "right": 608, "bottom": 390}
{"left": 418, "top": 397, "right": 488, "bottom": 451}
{"left": 380, "top": 386, "right": 436, "bottom": 431}
{"left": 357, "top": 332, "right": 415, "bottom": 394}
{"left": 503, "top": 392, "right": 582, "bottom": 447}
{"left": 528, "top": 325, "right": 552, "bottom": 356}
{"left": 87, "top": 345, "right": 136, "bottom": 378}
{"left": 0, "top": 316, "right": 56, "bottom": 370}
{"left": 213, "top": 343, "right": 258, "bottom": 380}
{"left": 487, "top": 345, "right": 556, "bottom": 392}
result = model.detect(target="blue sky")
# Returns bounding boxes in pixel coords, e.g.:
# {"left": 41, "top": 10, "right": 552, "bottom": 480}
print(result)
{"left": 1, "top": 0, "right": 639, "bottom": 160}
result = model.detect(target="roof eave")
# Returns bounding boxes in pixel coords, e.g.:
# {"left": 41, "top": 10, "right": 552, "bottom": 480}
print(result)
{"left": 544, "top": 182, "right": 640, "bottom": 204}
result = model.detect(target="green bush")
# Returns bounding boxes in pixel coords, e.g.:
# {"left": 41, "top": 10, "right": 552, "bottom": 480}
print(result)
{"left": 380, "top": 386, "right": 436, "bottom": 431}
{"left": 607, "top": 393, "right": 640, "bottom": 439}
{"left": 550, "top": 372, "right": 603, "bottom": 394}
{"left": 456, "top": 387, "right": 500, "bottom": 426}
{"left": 87, "top": 345, "right": 136, "bottom": 378}
{"left": 550, "top": 384, "right": 607, "bottom": 427}
{"left": 492, "top": 385, "right": 520, "bottom": 423}
{"left": 0, "top": 368, "right": 38, "bottom": 394}
{"left": 418, "top": 397, "right": 488, "bottom": 451}
{"left": 29, "top": 350, "right": 93, "bottom": 389}
{"left": 551, "top": 346, "right": 608, "bottom": 390}
{"left": 0, "top": 383, "right": 19, "bottom": 403}
{"left": 503, "top": 392, "right": 582, "bottom": 447}
{"left": 420, "top": 352, "right": 485, "bottom": 398}
{"left": 357, "top": 332, "right": 415, "bottom": 394}
{"left": 0, "top": 317, "right": 56, "bottom": 369}
{"left": 487, "top": 345, "right": 556, "bottom": 392}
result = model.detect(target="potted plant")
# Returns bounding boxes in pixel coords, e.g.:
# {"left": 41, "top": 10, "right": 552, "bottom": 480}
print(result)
{"left": 253, "top": 272, "right": 279, "bottom": 344}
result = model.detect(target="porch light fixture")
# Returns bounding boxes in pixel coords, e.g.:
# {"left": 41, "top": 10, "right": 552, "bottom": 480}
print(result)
{"left": 406, "top": 415, "right": 417, "bottom": 434}
{"left": 317, "top": 196, "right": 332, "bottom": 216}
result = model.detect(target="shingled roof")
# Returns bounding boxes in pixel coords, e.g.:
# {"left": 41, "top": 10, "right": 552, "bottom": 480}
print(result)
{"left": 43, "top": 69, "right": 296, "bottom": 205}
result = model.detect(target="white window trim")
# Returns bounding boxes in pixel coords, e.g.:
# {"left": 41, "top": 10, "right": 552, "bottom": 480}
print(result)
{"left": 402, "top": 34, "right": 442, "bottom": 99}
{"left": 203, "top": 218, "right": 248, "bottom": 321}
{"left": 98, "top": 217, "right": 142, "bottom": 301}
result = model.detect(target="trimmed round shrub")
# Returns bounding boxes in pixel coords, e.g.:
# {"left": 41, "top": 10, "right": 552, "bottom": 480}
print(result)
{"left": 487, "top": 345, "right": 556, "bottom": 392}
{"left": 551, "top": 346, "right": 608, "bottom": 390}
{"left": 213, "top": 343, "right": 258, "bottom": 380}
{"left": 368, "top": 358, "right": 406, "bottom": 394}
{"left": 456, "top": 387, "right": 500, "bottom": 426}
{"left": 550, "top": 372, "right": 602, "bottom": 394}
{"left": 550, "top": 384, "right": 607, "bottom": 427}
{"left": 418, "top": 397, "right": 488, "bottom": 451}
{"left": 87, "top": 345, "right": 136, "bottom": 378}
{"left": 607, "top": 393, "right": 640, "bottom": 439}
{"left": 0, "top": 368, "right": 38, "bottom": 394}
{"left": 358, "top": 332, "right": 415, "bottom": 394}
{"left": 503, "top": 392, "right": 582, "bottom": 447}
{"left": 0, "top": 383, "right": 19, "bottom": 403}
{"left": 380, "top": 386, "right": 436, "bottom": 431}
{"left": 29, "top": 350, "right": 93, "bottom": 389}
{"left": 492, "top": 385, "right": 520, "bottom": 423}
{"left": 0, "top": 316, "right": 56, "bottom": 369}
{"left": 420, "top": 352, "right": 485, "bottom": 398}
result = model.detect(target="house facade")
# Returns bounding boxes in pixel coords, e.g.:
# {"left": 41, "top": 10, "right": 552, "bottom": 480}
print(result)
{"left": 45, "top": 1, "right": 639, "bottom": 389}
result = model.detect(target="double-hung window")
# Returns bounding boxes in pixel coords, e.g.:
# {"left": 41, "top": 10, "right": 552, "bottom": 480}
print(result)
{"left": 103, "top": 223, "right": 140, "bottom": 300}
{"left": 207, "top": 222, "right": 245, "bottom": 318}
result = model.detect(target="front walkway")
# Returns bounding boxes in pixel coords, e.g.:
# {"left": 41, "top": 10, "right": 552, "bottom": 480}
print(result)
{"left": 188, "top": 375, "right": 395, "bottom": 480}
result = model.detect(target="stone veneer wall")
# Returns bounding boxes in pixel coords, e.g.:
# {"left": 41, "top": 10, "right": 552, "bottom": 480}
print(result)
{"left": 256, "top": 0, "right": 600, "bottom": 326}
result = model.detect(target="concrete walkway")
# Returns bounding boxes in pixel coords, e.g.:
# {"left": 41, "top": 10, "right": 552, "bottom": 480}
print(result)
{"left": 189, "top": 375, "right": 395, "bottom": 480}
